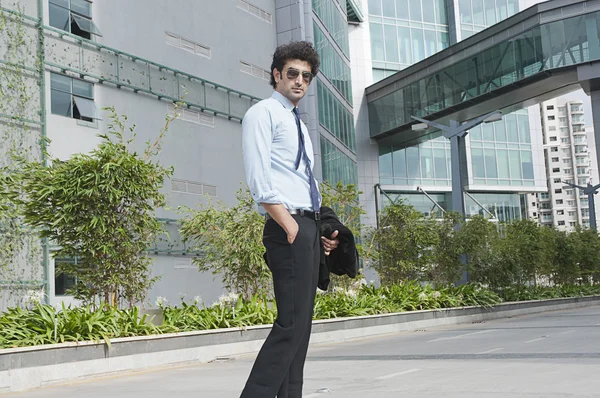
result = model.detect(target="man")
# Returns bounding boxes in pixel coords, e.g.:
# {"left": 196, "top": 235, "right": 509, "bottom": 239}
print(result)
{"left": 240, "top": 41, "right": 339, "bottom": 398}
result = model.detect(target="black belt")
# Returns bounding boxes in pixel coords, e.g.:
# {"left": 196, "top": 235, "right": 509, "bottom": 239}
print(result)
{"left": 265, "top": 208, "right": 320, "bottom": 221}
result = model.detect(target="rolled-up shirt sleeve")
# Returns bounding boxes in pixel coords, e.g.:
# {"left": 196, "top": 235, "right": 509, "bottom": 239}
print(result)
{"left": 242, "top": 105, "right": 282, "bottom": 205}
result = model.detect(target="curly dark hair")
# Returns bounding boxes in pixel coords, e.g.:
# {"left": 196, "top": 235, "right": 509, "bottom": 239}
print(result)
{"left": 270, "top": 41, "right": 320, "bottom": 88}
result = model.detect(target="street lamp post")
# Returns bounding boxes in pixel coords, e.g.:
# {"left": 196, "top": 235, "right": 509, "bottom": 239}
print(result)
{"left": 411, "top": 110, "right": 503, "bottom": 284}
{"left": 562, "top": 180, "right": 600, "bottom": 231}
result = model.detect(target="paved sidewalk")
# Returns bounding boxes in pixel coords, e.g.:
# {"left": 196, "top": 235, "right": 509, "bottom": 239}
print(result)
{"left": 6, "top": 305, "right": 600, "bottom": 397}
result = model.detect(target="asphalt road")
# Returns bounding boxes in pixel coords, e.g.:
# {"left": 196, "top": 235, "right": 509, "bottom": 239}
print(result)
{"left": 5, "top": 305, "right": 600, "bottom": 398}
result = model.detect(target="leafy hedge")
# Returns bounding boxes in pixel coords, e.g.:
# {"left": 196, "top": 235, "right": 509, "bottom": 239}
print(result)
{"left": 1, "top": 283, "right": 597, "bottom": 349}
{"left": 499, "top": 285, "right": 600, "bottom": 302}
{"left": 0, "top": 283, "right": 499, "bottom": 349}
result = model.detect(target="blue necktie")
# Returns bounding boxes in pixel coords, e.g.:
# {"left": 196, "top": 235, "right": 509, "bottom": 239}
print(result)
{"left": 292, "top": 108, "right": 320, "bottom": 213}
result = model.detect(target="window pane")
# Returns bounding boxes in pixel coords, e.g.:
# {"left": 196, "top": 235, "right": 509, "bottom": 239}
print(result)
{"left": 421, "top": 148, "right": 434, "bottom": 178}
{"left": 459, "top": 0, "right": 472, "bottom": 24}
{"left": 518, "top": 115, "right": 530, "bottom": 143}
{"left": 396, "top": 0, "right": 409, "bottom": 19}
{"left": 411, "top": 28, "right": 425, "bottom": 63}
{"left": 397, "top": 27, "right": 412, "bottom": 65}
{"left": 393, "top": 148, "right": 407, "bottom": 177}
{"left": 72, "top": 14, "right": 103, "bottom": 36}
{"left": 435, "top": 0, "right": 447, "bottom": 24}
{"left": 71, "top": 0, "right": 92, "bottom": 18}
{"left": 484, "top": 149, "right": 498, "bottom": 178}
{"left": 521, "top": 151, "right": 534, "bottom": 179}
{"left": 484, "top": 0, "right": 496, "bottom": 25}
{"left": 370, "top": 23, "right": 385, "bottom": 61}
{"left": 472, "top": 148, "right": 485, "bottom": 178}
{"left": 495, "top": 120, "right": 507, "bottom": 142}
{"left": 406, "top": 146, "right": 420, "bottom": 178}
{"left": 72, "top": 78, "right": 93, "bottom": 99}
{"left": 422, "top": 0, "right": 436, "bottom": 23}
{"left": 409, "top": 0, "right": 422, "bottom": 22}
{"left": 51, "top": 73, "right": 72, "bottom": 94}
{"left": 51, "top": 89, "right": 72, "bottom": 117}
{"left": 497, "top": 149, "right": 510, "bottom": 178}
{"left": 384, "top": 24, "right": 399, "bottom": 63}
{"left": 509, "top": 150, "right": 522, "bottom": 179}
{"left": 433, "top": 148, "right": 448, "bottom": 179}
{"left": 382, "top": 0, "right": 395, "bottom": 17}
{"left": 472, "top": 0, "right": 484, "bottom": 25}
{"left": 482, "top": 122, "right": 494, "bottom": 141}
{"left": 423, "top": 29, "right": 438, "bottom": 58}
{"left": 506, "top": 114, "right": 519, "bottom": 142}
{"left": 379, "top": 146, "right": 393, "bottom": 177}
{"left": 49, "top": 0, "right": 68, "bottom": 7}
{"left": 507, "top": 0, "right": 519, "bottom": 16}
{"left": 73, "top": 96, "right": 99, "bottom": 119}
{"left": 368, "top": 0, "right": 382, "bottom": 15}
{"left": 49, "top": 3, "right": 70, "bottom": 32}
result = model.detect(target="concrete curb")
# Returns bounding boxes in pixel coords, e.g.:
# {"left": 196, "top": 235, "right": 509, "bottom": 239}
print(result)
{"left": 1, "top": 295, "right": 599, "bottom": 393}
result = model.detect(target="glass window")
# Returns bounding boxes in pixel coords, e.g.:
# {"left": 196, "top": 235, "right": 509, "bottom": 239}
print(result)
{"left": 379, "top": 146, "right": 393, "bottom": 177}
{"left": 369, "top": 0, "right": 382, "bottom": 15}
{"left": 509, "top": 150, "right": 522, "bottom": 179}
{"left": 421, "top": 148, "right": 434, "bottom": 178}
{"left": 393, "top": 148, "right": 407, "bottom": 177}
{"left": 521, "top": 151, "right": 534, "bottom": 179}
{"left": 518, "top": 115, "right": 530, "bottom": 143}
{"left": 71, "top": 0, "right": 91, "bottom": 18}
{"left": 397, "top": 27, "right": 412, "bottom": 65}
{"left": 459, "top": 0, "right": 472, "bottom": 24}
{"left": 423, "top": 29, "right": 438, "bottom": 58}
{"left": 472, "top": 148, "right": 485, "bottom": 178}
{"left": 49, "top": 3, "right": 70, "bottom": 31}
{"left": 422, "top": 0, "right": 436, "bottom": 24}
{"left": 50, "top": 90, "right": 72, "bottom": 117}
{"left": 396, "top": 0, "right": 410, "bottom": 19}
{"left": 411, "top": 28, "right": 425, "bottom": 63}
{"left": 435, "top": 0, "right": 447, "bottom": 25}
{"left": 506, "top": 114, "right": 519, "bottom": 142}
{"left": 484, "top": 0, "right": 497, "bottom": 25}
{"left": 433, "top": 148, "right": 447, "bottom": 179}
{"left": 409, "top": 0, "right": 422, "bottom": 22}
{"left": 495, "top": 120, "right": 506, "bottom": 142}
{"left": 497, "top": 149, "right": 510, "bottom": 178}
{"left": 382, "top": 0, "right": 396, "bottom": 17}
{"left": 482, "top": 122, "right": 494, "bottom": 141}
{"left": 406, "top": 146, "right": 420, "bottom": 178}
{"left": 384, "top": 25, "right": 399, "bottom": 63}
{"left": 472, "top": 0, "right": 484, "bottom": 26}
{"left": 484, "top": 149, "right": 498, "bottom": 178}
{"left": 370, "top": 23, "right": 385, "bottom": 61}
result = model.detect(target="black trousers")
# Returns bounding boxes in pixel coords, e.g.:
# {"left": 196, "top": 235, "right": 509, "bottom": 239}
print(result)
{"left": 240, "top": 214, "right": 320, "bottom": 398}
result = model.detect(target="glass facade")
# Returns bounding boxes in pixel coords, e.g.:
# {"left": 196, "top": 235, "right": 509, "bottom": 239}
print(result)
{"left": 370, "top": 0, "right": 549, "bottom": 221}
{"left": 313, "top": 0, "right": 357, "bottom": 186}
{"left": 317, "top": 80, "right": 356, "bottom": 151}
{"left": 468, "top": 110, "right": 535, "bottom": 186}
{"left": 321, "top": 137, "right": 358, "bottom": 185}
{"left": 379, "top": 136, "right": 451, "bottom": 187}
{"left": 368, "top": 0, "right": 449, "bottom": 81}
{"left": 381, "top": 191, "right": 526, "bottom": 222}
{"left": 459, "top": 0, "right": 519, "bottom": 39}
{"left": 368, "top": 10, "right": 599, "bottom": 136}
{"left": 313, "top": 21, "right": 353, "bottom": 103}
{"left": 313, "top": 0, "right": 351, "bottom": 57}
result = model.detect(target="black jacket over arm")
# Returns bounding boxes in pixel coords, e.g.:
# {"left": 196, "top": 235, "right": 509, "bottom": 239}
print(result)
{"left": 317, "top": 206, "right": 359, "bottom": 291}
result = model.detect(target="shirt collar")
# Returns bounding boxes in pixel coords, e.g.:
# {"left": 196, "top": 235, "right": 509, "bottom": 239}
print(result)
{"left": 271, "top": 91, "right": 296, "bottom": 112}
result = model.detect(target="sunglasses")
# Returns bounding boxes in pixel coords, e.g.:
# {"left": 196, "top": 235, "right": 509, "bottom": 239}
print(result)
{"left": 285, "top": 67, "right": 314, "bottom": 84}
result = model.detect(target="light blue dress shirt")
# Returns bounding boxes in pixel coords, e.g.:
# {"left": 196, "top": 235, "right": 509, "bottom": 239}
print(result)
{"left": 242, "top": 91, "right": 322, "bottom": 214}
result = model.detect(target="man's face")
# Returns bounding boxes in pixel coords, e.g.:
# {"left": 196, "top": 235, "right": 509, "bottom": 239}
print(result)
{"left": 273, "top": 59, "right": 314, "bottom": 106}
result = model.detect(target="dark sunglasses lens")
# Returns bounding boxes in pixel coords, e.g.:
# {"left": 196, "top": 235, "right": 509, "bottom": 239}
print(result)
{"left": 302, "top": 72, "right": 313, "bottom": 83}
{"left": 286, "top": 69, "right": 300, "bottom": 79}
